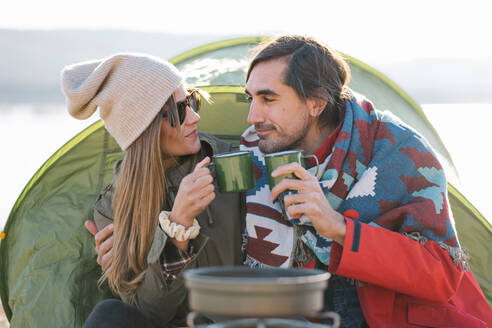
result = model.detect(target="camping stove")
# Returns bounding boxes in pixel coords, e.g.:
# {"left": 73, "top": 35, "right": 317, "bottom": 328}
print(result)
{"left": 184, "top": 267, "right": 340, "bottom": 328}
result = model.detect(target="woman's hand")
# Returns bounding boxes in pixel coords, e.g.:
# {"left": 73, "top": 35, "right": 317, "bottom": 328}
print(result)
{"left": 167, "top": 157, "right": 215, "bottom": 251}
{"left": 85, "top": 220, "right": 114, "bottom": 269}
{"left": 171, "top": 156, "right": 215, "bottom": 227}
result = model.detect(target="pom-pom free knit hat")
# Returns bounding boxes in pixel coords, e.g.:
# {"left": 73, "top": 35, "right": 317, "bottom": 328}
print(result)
{"left": 61, "top": 53, "right": 183, "bottom": 150}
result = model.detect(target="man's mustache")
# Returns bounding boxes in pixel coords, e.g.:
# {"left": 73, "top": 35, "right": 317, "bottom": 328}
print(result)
{"left": 255, "top": 123, "right": 275, "bottom": 130}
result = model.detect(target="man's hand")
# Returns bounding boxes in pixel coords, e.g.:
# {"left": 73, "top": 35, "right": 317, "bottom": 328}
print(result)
{"left": 85, "top": 220, "right": 113, "bottom": 269}
{"left": 270, "top": 162, "right": 346, "bottom": 245}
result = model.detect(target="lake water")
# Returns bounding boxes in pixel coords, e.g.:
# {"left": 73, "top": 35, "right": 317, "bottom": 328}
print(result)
{"left": 1, "top": 103, "right": 491, "bottom": 229}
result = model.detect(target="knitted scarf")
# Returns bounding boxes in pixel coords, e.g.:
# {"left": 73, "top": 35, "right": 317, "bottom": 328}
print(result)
{"left": 240, "top": 91, "right": 467, "bottom": 269}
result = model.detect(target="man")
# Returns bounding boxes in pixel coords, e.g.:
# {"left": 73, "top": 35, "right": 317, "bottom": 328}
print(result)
{"left": 240, "top": 35, "right": 492, "bottom": 327}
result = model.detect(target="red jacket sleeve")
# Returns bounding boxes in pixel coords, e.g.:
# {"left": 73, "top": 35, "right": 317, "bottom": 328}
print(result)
{"left": 328, "top": 218, "right": 464, "bottom": 302}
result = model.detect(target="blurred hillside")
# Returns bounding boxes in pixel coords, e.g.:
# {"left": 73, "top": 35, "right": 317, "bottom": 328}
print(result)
{"left": 1, "top": 29, "right": 491, "bottom": 104}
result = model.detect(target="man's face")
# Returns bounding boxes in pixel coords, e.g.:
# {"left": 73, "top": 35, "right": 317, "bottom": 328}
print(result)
{"left": 245, "top": 58, "right": 313, "bottom": 154}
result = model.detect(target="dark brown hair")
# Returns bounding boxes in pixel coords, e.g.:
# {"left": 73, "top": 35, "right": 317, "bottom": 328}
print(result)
{"left": 246, "top": 35, "right": 351, "bottom": 129}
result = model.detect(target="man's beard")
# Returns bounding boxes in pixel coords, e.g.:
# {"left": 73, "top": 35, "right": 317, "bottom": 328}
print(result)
{"left": 257, "top": 119, "right": 311, "bottom": 154}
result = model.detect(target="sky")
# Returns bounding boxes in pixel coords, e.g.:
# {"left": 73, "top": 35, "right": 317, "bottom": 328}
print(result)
{"left": 2, "top": 0, "right": 492, "bottom": 63}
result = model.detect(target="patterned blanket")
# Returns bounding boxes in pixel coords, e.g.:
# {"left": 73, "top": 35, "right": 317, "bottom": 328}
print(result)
{"left": 240, "top": 91, "right": 466, "bottom": 269}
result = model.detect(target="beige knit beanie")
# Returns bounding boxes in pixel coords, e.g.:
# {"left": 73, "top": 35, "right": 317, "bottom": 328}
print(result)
{"left": 61, "top": 53, "right": 183, "bottom": 150}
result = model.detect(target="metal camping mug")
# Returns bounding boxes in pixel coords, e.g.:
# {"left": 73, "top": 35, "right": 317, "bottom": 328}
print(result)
{"left": 264, "top": 150, "right": 319, "bottom": 219}
{"left": 264, "top": 150, "right": 319, "bottom": 189}
{"left": 209, "top": 151, "right": 255, "bottom": 193}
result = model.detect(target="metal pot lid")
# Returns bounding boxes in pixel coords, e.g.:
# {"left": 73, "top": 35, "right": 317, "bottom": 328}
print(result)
{"left": 184, "top": 266, "right": 331, "bottom": 286}
{"left": 184, "top": 266, "right": 331, "bottom": 318}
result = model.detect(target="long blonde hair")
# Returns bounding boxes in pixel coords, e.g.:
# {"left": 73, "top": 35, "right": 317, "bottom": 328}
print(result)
{"left": 100, "top": 96, "right": 182, "bottom": 297}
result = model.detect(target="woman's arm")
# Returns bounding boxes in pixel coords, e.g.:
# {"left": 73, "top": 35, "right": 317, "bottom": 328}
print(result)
{"left": 87, "top": 156, "right": 218, "bottom": 326}
{"left": 128, "top": 231, "right": 210, "bottom": 327}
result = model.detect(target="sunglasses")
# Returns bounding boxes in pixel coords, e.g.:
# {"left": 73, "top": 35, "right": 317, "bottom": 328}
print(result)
{"left": 162, "top": 88, "right": 202, "bottom": 127}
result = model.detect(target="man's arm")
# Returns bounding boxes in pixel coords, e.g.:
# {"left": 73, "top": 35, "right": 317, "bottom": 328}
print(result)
{"left": 85, "top": 219, "right": 114, "bottom": 269}
{"left": 329, "top": 217, "right": 464, "bottom": 302}
{"left": 269, "top": 162, "right": 465, "bottom": 302}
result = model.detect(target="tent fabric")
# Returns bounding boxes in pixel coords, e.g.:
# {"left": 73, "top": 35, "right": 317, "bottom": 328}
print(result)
{"left": 0, "top": 123, "right": 118, "bottom": 326}
{"left": 1, "top": 37, "right": 490, "bottom": 327}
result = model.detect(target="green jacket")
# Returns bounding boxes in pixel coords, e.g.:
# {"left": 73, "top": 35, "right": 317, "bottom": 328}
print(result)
{"left": 92, "top": 132, "right": 245, "bottom": 327}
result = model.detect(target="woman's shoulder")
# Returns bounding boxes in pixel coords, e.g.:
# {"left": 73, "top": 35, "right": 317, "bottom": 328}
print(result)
{"left": 198, "top": 132, "right": 237, "bottom": 155}
{"left": 92, "top": 182, "right": 115, "bottom": 229}
{"left": 91, "top": 157, "right": 123, "bottom": 229}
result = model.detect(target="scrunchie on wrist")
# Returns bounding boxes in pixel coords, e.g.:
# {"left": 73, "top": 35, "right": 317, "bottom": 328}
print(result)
{"left": 158, "top": 211, "right": 200, "bottom": 242}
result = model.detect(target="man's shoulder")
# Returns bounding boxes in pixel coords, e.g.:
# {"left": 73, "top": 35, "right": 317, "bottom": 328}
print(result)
{"left": 346, "top": 92, "right": 434, "bottom": 154}
{"left": 376, "top": 109, "right": 429, "bottom": 145}
{"left": 349, "top": 90, "right": 415, "bottom": 135}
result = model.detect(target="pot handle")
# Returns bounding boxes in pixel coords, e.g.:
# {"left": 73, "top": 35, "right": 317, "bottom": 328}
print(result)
{"left": 306, "top": 311, "right": 341, "bottom": 328}
{"left": 186, "top": 311, "right": 198, "bottom": 328}
{"left": 186, "top": 311, "right": 215, "bottom": 328}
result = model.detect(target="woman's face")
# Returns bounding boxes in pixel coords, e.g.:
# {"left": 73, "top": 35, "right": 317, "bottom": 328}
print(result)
{"left": 160, "top": 84, "right": 201, "bottom": 158}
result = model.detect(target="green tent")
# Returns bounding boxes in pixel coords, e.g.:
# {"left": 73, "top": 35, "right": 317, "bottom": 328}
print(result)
{"left": 1, "top": 37, "right": 490, "bottom": 327}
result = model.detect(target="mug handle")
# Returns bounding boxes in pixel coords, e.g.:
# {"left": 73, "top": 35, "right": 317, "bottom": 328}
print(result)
{"left": 201, "top": 162, "right": 216, "bottom": 225}
{"left": 204, "top": 162, "right": 216, "bottom": 178}
{"left": 302, "top": 154, "right": 319, "bottom": 177}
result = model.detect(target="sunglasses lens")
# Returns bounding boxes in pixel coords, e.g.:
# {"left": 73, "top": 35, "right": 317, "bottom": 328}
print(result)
{"left": 189, "top": 91, "right": 200, "bottom": 112}
{"left": 175, "top": 102, "right": 187, "bottom": 126}
{"left": 163, "top": 89, "right": 201, "bottom": 128}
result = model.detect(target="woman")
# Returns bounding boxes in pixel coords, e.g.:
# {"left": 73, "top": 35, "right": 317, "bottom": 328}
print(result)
{"left": 61, "top": 53, "right": 244, "bottom": 328}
